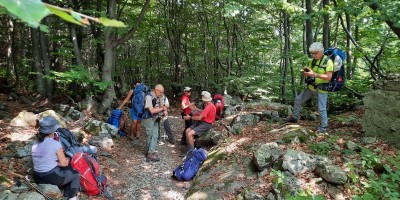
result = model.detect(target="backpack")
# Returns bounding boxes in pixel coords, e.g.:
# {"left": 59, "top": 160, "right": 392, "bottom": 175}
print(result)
{"left": 131, "top": 84, "right": 152, "bottom": 118}
{"left": 106, "top": 109, "right": 126, "bottom": 136}
{"left": 319, "top": 48, "right": 346, "bottom": 92}
{"left": 56, "top": 128, "right": 97, "bottom": 158}
{"left": 173, "top": 148, "right": 207, "bottom": 181}
{"left": 71, "top": 152, "right": 114, "bottom": 199}
{"left": 213, "top": 94, "right": 224, "bottom": 120}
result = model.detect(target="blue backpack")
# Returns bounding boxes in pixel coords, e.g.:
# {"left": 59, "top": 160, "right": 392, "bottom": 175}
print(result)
{"left": 173, "top": 148, "right": 207, "bottom": 181}
{"left": 56, "top": 128, "right": 97, "bottom": 158}
{"left": 131, "top": 84, "right": 152, "bottom": 119}
{"left": 318, "top": 47, "right": 346, "bottom": 92}
{"left": 106, "top": 109, "right": 126, "bottom": 136}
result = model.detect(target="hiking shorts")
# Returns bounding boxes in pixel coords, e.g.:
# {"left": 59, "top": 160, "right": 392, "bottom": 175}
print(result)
{"left": 130, "top": 108, "right": 142, "bottom": 120}
{"left": 190, "top": 122, "right": 212, "bottom": 136}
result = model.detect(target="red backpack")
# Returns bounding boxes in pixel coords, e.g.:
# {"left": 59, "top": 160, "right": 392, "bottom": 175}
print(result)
{"left": 213, "top": 94, "right": 224, "bottom": 120}
{"left": 71, "top": 153, "right": 113, "bottom": 199}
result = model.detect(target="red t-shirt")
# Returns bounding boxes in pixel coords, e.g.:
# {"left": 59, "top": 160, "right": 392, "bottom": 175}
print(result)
{"left": 201, "top": 102, "right": 216, "bottom": 124}
{"left": 181, "top": 94, "right": 191, "bottom": 115}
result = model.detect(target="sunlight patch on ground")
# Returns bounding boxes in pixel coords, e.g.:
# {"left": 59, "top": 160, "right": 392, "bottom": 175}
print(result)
{"left": 9, "top": 130, "right": 35, "bottom": 141}
{"left": 225, "top": 137, "right": 250, "bottom": 153}
{"left": 269, "top": 124, "right": 300, "bottom": 134}
{"left": 161, "top": 190, "right": 185, "bottom": 200}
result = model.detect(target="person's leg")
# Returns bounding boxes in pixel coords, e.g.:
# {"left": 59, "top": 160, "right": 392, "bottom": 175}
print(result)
{"left": 185, "top": 127, "right": 196, "bottom": 151}
{"left": 292, "top": 88, "right": 315, "bottom": 119}
{"left": 163, "top": 117, "right": 174, "bottom": 143}
{"left": 142, "top": 118, "right": 154, "bottom": 155}
{"left": 181, "top": 119, "right": 192, "bottom": 145}
{"left": 317, "top": 92, "right": 328, "bottom": 132}
{"left": 132, "top": 120, "right": 141, "bottom": 138}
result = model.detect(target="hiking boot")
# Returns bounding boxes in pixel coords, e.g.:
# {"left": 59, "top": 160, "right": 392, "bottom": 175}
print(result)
{"left": 146, "top": 153, "right": 160, "bottom": 162}
{"left": 285, "top": 117, "right": 298, "bottom": 123}
{"left": 167, "top": 138, "right": 175, "bottom": 145}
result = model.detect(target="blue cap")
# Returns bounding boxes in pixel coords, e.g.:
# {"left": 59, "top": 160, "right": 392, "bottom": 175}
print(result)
{"left": 39, "top": 116, "right": 59, "bottom": 134}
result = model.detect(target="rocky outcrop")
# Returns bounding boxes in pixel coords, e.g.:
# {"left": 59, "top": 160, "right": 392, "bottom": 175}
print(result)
{"left": 362, "top": 74, "right": 400, "bottom": 149}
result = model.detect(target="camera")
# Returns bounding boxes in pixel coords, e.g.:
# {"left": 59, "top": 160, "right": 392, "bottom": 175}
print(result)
{"left": 305, "top": 77, "right": 315, "bottom": 85}
{"left": 303, "top": 67, "right": 310, "bottom": 72}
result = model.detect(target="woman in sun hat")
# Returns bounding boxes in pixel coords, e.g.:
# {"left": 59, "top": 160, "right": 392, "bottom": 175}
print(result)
{"left": 31, "top": 115, "right": 80, "bottom": 200}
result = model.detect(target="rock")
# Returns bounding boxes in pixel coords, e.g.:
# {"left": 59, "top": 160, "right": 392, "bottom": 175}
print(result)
{"left": 252, "top": 143, "right": 283, "bottom": 171}
{"left": 315, "top": 164, "right": 348, "bottom": 185}
{"left": 231, "top": 114, "right": 260, "bottom": 126}
{"left": 37, "top": 184, "right": 62, "bottom": 199}
{"left": 282, "top": 149, "right": 330, "bottom": 175}
{"left": 10, "top": 111, "right": 37, "bottom": 127}
{"left": 16, "top": 191, "right": 45, "bottom": 200}
{"left": 0, "top": 190, "right": 18, "bottom": 200}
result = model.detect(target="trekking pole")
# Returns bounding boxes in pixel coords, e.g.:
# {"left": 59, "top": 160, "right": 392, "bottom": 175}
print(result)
{"left": 11, "top": 172, "right": 55, "bottom": 200}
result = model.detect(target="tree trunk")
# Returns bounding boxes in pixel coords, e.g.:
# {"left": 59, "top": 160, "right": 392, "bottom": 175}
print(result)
{"left": 345, "top": 12, "right": 353, "bottom": 80}
{"left": 322, "top": 0, "right": 330, "bottom": 48}
{"left": 98, "top": 0, "right": 150, "bottom": 114}
{"left": 305, "top": 0, "right": 313, "bottom": 53}
{"left": 39, "top": 31, "right": 53, "bottom": 97}
{"left": 31, "top": 28, "right": 45, "bottom": 96}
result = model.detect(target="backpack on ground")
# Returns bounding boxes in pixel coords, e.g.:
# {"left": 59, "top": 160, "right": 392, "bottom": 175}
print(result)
{"left": 56, "top": 128, "right": 97, "bottom": 158}
{"left": 131, "top": 84, "right": 152, "bottom": 119}
{"left": 71, "top": 152, "right": 114, "bottom": 200}
{"left": 319, "top": 47, "right": 346, "bottom": 92}
{"left": 106, "top": 109, "right": 126, "bottom": 136}
{"left": 173, "top": 148, "right": 207, "bottom": 181}
{"left": 212, "top": 94, "right": 224, "bottom": 120}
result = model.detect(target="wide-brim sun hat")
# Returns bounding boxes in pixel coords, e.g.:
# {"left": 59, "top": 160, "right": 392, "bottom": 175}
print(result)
{"left": 39, "top": 116, "right": 60, "bottom": 134}
{"left": 202, "top": 91, "right": 212, "bottom": 101}
{"left": 184, "top": 87, "right": 192, "bottom": 92}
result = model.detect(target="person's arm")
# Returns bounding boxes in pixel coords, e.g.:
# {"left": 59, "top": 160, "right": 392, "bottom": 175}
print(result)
{"left": 56, "top": 148, "right": 69, "bottom": 167}
{"left": 118, "top": 90, "right": 133, "bottom": 110}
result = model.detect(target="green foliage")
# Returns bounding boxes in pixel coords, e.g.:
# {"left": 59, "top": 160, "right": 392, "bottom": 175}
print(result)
{"left": 351, "top": 149, "right": 400, "bottom": 199}
{"left": 0, "top": 0, "right": 125, "bottom": 31}
{"left": 270, "top": 169, "right": 285, "bottom": 189}
{"left": 309, "top": 142, "right": 331, "bottom": 156}
{"left": 360, "top": 148, "right": 381, "bottom": 170}
{"left": 51, "top": 66, "right": 111, "bottom": 95}
{"left": 286, "top": 194, "right": 326, "bottom": 200}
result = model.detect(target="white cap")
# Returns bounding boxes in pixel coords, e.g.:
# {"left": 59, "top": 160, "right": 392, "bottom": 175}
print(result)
{"left": 309, "top": 42, "right": 324, "bottom": 52}
{"left": 184, "top": 87, "right": 192, "bottom": 92}
{"left": 201, "top": 91, "right": 212, "bottom": 101}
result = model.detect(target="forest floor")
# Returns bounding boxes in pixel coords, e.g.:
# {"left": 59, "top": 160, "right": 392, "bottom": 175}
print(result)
{"left": 0, "top": 92, "right": 399, "bottom": 199}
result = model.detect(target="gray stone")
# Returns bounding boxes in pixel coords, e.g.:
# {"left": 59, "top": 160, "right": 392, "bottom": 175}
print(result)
{"left": 282, "top": 149, "right": 330, "bottom": 175}
{"left": 345, "top": 141, "right": 359, "bottom": 151}
{"left": 252, "top": 143, "right": 283, "bottom": 171}
{"left": 85, "top": 119, "right": 118, "bottom": 137}
{"left": 37, "top": 184, "right": 62, "bottom": 199}
{"left": 0, "top": 190, "right": 18, "bottom": 200}
{"left": 230, "top": 123, "right": 244, "bottom": 135}
{"left": 16, "top": 191, "right": 45, "bottom": 200}
{"left": 315, "top": 164, "right": 348, "bottom": 185}
{"left": 231, "top": 114, "right": 260, "bottom": 126}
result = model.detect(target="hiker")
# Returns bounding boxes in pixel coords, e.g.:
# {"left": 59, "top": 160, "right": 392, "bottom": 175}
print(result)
{"left": 32, "top": 116, "right": 80, "bottom": 200}
{"left": 143, "top": 84, "right": 167, "bottom": 162}
{"left": 118, "top": 82, "right": 141, "bottom": 140}
{"left": 180, "top": 86, "right": 194, "bottom": 145}
{"left": 158, "top": 95, "right": 175, "bottom": 144}
{"left": 183, "top": 91, "right": 216, "bottom": 154}
{"left": 285, "top": 42, "right": 334, "bottom": 133}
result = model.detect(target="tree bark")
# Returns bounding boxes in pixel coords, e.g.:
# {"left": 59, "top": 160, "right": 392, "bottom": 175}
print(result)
{"left": 98, "top": 0, "right": 151, "bottom": 114}
{"left": 31, "top": 28, "right": 45, "bottom": 96}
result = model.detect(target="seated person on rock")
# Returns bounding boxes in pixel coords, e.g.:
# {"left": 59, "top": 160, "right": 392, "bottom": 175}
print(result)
{"left": 32, "top": 116, "right": 80, "bottom": 200}
{"left": 183, "top": 91, "right": 216, "bottom": 153}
